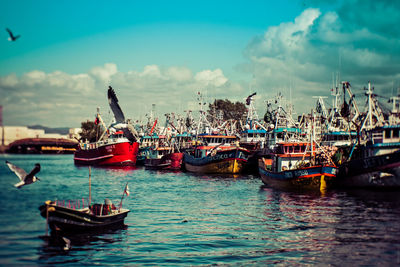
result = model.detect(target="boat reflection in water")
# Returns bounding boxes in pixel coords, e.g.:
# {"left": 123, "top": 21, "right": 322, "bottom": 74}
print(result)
{"left": 260, "top": 186, "right": 400, "bottom": 266}
{"left": 38, "top": 226, "right": 127, "bottom": 261}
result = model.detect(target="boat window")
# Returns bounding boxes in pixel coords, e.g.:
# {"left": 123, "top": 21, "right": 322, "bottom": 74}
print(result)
{"left": 248, "top": 133, "right": 253, "bottom": 137}
{"left": 394, "top": 129, "right": 399, "bottom": 138}
{"left": 385, "top": 129, "right": 391, "bottom": 138}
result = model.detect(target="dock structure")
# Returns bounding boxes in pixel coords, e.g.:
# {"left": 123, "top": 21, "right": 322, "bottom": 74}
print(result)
{"left": 6, "top": 138, "right": 78, "bottom": 154}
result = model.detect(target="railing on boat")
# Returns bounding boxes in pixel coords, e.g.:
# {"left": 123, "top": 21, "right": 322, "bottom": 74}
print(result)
{"left": 52, "top": 198, "right": 121, "bottom": 215}
{"left": 54, "top": 198, "right": 90, "bottom": 210}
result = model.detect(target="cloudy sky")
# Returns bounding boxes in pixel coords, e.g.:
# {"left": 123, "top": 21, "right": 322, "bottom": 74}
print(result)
{"left": 1, "top": 0, "right": 399, "bottom": 127}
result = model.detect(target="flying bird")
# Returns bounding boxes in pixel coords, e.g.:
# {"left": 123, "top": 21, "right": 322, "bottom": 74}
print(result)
{"left": 107, "top": 86, "right": 126, "bottom": 123}
{"left": 5, "top": 161, "right": 40, "bottom": 188}
{"left": 6, "top": 28, "right": 20, "bottom": 41}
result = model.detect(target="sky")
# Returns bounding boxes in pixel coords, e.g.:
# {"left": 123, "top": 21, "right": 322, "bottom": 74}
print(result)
{"left": 1, "top": 0, "right": 400, "bottom": 127}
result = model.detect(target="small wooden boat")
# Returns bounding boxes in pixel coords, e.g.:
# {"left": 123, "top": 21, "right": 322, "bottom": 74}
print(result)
{"left": 258, "top": 142, "right": 338, "bottom": 192}
{"left": 39, "top": 199, "right": 129, "bottom": 233}
{"left": 39, "top": 168, "right": 130, "bottom": 233}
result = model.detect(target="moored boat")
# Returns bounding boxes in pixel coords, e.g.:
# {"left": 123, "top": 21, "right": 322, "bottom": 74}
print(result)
{"left": 335, "top": 146, "right": 400, "bottom": 188}
{"left": 144, "top": 146, "right": 183, "bottom": 170}
{"left": 74, "top": 131, "right": 139, "bottom": 166}
{"left": 184, "top": 134, "right": 250, "bottom": 174}
{"left": 39, "top": 168, "right": 131, "bottom": 233}
{"left": 74, "top": 86, "right": 140, "bottom": 166}
{"left": 258, "top": 142, "right": 338, "bottom": 192}
{"left": 39, "top": 198, "right": 130, "bottom": 233}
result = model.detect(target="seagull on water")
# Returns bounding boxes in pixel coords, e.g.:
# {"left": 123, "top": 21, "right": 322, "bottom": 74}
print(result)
{"left": 5, "top": 161, "right": 40, "bottom": 188}
{"left": 6, "top": 28, "right": 20, "bottom": 41}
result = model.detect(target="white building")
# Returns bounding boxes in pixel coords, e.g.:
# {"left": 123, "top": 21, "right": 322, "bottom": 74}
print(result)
{"left": 0, "top": 126, "right": 71, "bottom": 146}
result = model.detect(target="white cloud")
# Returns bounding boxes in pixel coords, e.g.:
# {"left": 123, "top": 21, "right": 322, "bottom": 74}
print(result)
{"left": 0, "top": 73, "right": 18, "bottom": 87}
{"left": 166, "top": 66, "right": 192, "bottom": 82}
{"left": 194, "top": 69, "right": 228, "bottom": 87}
{"left": 140, "top": 65, "right": 163, "bottom": 78}
{"left": 22, "top": 70, "right": 46, "bottom": 86}
{"left": 0, "top": 64, "right": 244, "bottom": 127}
{"left": 244, "top": 4, "right": 400, "bottom": 114}
{"left": 89, "top": 63, "right": 118, "bottom": 83}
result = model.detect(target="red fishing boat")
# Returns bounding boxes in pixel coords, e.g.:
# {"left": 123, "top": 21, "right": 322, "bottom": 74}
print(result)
{"left": 74, "top": 86, "right": 140, "bottom": 166}
{"left": 74, "top": 131, "right": 139, "bottom": 166}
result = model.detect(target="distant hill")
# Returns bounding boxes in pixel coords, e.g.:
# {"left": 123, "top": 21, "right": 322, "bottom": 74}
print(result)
{"left": 29, "top": 125, "right": 70, "bottom": 135}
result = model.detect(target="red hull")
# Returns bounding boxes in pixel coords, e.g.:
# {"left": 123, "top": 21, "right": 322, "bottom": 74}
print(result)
{"left": 74, "top": 142, "right": 139, "bottom": 166}
{"left": 145, "top": 152, "right": 183, "bottom": 170}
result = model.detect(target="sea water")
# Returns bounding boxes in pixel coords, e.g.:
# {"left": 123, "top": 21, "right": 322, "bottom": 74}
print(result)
{"left": 0, "top": 154, "right": 399, "bottom": 266}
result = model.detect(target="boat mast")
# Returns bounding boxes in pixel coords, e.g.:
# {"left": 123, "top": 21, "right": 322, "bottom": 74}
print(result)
{"left": 97, "top": 107, "right": 109, "bottom": 141}
{"left": 360, "top": 81, "right": 385, "bottom": 131}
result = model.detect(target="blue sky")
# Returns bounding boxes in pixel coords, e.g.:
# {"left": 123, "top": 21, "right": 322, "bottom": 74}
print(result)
{"left": 1, "top": 0, "right": 399, "bottom": 127}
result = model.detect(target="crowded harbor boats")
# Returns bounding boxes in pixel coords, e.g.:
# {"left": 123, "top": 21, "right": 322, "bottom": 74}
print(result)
{"left": 37, "top": 81, "right": 400, "bottom": 189}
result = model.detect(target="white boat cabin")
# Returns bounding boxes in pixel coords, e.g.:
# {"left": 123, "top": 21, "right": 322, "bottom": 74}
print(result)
{"left": 367, "top": 125, "right": 400, "bottom": 156}
{"left": 320, "top": 131, "right": 357, "bottom": 147}
{"left": 240, "top": 129, "right": 267, "bottom": 148}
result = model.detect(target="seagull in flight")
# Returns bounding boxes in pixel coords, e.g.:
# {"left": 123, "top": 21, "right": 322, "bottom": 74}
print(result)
{"left": 6, "top": 28, "right": 21, "bottom": 41}
{"left": 5, "top": 161, "right": 40, "bottom": 188}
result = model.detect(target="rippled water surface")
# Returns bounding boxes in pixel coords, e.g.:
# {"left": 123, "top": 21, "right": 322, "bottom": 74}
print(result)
{"left": 0, "top": 154, "right": 400, "bottom": 266}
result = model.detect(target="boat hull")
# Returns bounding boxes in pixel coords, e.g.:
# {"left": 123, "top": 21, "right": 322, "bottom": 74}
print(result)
{"left": 336, "top": 150, "right": 400, "bottom": 188}
{"left": 145, "top": 152, "right": 183, "bottom": 170}
{"left": 258, "top": 158, "right": 337, "bottom": 191}
{"left": 184, "top": 148, "right": 249, "bottom": 174}
{"left": 74, "top": 142, "right": 139, "bottom": 166}
{"left": 39, "top": 203, "right": 129, "bottom": 233}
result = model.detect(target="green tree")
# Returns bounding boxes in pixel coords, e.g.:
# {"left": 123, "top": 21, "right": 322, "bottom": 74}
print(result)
{"left": 208, "top": 99, "right": 247, "bottom": 121}
{"left": 79, "top": 120, "right": 104, "bottom": 142}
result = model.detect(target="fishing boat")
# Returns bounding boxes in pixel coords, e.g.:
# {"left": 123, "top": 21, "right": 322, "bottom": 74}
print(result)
{"left": 74, "top": 130, "right": 139, "bottom": 166}
{"left": 145, "top": 149, "right": 184, "bottom": 170}
{"left": 74, "top": 86, "right": 140, "bottom": 166}
{"left": 183, "top": 134, "right": 250, "bottom": 174}
{"left": 140, "top": 134, "right": 183, "bottom": 170}
{"left": 258, "top": 142, "right": 338, "bottom": 192}
{"left": 39, "top": 198, "right": 130, "bottom": 233}
{"left": 331, "top": 82, "right": 400, "bottom": 188}
{"left": 39, "top": 169, "right": 130, "bottom": 233}
{"left": 239, "top": 93, "right": 268, "bottom": 173}
{"left": 335, "top": 145, "right": 400, "bottom": 188}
